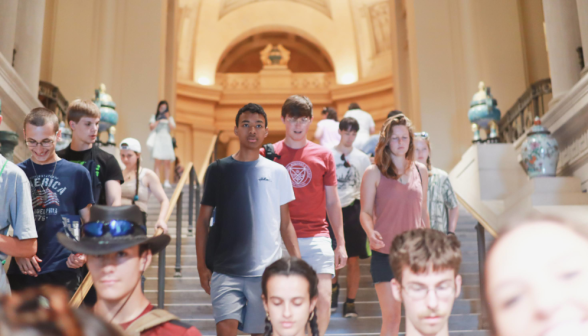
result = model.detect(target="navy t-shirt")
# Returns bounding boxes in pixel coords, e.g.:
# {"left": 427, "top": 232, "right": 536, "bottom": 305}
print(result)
{"left": 8, "top": 159, "right": 94, "bottom": 275}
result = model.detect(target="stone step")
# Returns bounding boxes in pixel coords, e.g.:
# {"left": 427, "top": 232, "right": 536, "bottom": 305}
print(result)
{"left": 176, "top": 313, "right": 484, "bottom": 335}
{"left": 151, "top": 298, "right": 484, "bottom": 318}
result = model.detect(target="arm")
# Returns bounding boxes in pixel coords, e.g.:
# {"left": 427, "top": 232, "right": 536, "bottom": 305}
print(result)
{"left": 0, "top": 237, "right": 36, "bottom": 258}
{"left": 359, "top": 166, "right": 385, "bottom": 250}
{"left": 105, "top": 180, "right": 122, "bottom": 206}
{"left": 448, "top": 207, "right": 459, "bottom": 233}
{"left": 196, "top": 204, "right": 214, "bottom": 295}
{"left": 146, "top": 170, "right": 170, "bottom": 233}
{"left": 444, "top": 176, "right": 459, "bottom": 233}
{"left": 417, "top": 163, "right": 430, "bottom": 228}
{"left": 325, "top": 186, "right": 347, "bottom": 269}
{"left": 149, "top": 117, "right": 159, "bottom": 131}
{"left": 168, "top": 115, "right": 176, "bottom": 131}
{"left": 279, "top": 204, "right": 300, "bottom": 258}
{"left": 65, "top": 203, "right": 93, "bottom": 269}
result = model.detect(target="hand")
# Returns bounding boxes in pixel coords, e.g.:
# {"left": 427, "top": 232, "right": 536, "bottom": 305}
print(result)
{"left": 66, "top": 253, "right": 87, "bottom": 269}
{"left": 15, "top": 256, "right": 42, "bottom": 277}
{"left": 198, "top": 267, "right": 212, "bottom": 295}
{"left": 368, "top": 230, "right": 385, "bottom": 250}
{"left": 334, "top": 245, "right": 348, "bottom": 270}
{"left": 155, "top": 220, "right": 168, "bottom": 234}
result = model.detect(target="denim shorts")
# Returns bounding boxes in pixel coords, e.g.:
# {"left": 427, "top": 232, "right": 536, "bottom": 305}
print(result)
{"left": 370, "top": 250, "right": 394, "bottom": 283}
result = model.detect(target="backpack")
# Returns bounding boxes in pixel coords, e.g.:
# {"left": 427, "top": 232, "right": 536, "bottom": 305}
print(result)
{"left": 262, "top": 144, "right": 281, "bottom": 161}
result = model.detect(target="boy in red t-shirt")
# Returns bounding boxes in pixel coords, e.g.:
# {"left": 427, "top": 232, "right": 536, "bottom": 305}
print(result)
{"left": 262, "top": 95, "right": 348, "bottom": 335}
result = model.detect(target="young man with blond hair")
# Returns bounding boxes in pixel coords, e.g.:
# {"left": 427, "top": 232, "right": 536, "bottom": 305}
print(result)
{"left": 390, "top": 229, "right": 462, "bottom": 336}
{"left": 7, "top": 108, "right": 94, "bottom": 294}
{"left": 57, "top": 99, "right": 123, "bottom": 206}
{"left": 262, "top": 95, "right": 348, "bottom": 335}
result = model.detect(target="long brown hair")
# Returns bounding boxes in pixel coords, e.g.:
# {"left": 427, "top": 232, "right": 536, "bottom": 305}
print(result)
{"left": 374, "top": 114, "right": 415, "bottom": 180}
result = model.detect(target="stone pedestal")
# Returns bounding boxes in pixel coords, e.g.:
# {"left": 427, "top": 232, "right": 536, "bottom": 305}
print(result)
{"left": 0, "top": 130, "right": 19, "bottom": 162}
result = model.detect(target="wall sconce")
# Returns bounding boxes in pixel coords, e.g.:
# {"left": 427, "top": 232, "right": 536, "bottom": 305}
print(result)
{"left": 197, "top": 77, "right": 212, "bottom": 85}
{"left": 340, "top": 73, "right": 357, "bottom": 85}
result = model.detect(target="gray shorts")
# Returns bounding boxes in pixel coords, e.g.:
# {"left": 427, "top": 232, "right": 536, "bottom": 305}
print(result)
{"left": 210, "top": 272, "right": 265, "bottom": 334}
{"left": 298, "top": 237, "right": 335, "bottom": 276}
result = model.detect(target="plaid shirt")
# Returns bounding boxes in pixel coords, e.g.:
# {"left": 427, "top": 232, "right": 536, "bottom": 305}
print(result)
{"left": 427, "top": 167, "right": 458, "bottom": 233}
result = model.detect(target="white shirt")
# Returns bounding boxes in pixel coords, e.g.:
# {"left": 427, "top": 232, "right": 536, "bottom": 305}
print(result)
{"left": 330, "top": 147, "right": 371, "bottom": 207}
{"left": 316, "top": 119, "right": 340, "bottom": 148}
{"left": 343, "top": 109, "right": 376, "bottom": 150}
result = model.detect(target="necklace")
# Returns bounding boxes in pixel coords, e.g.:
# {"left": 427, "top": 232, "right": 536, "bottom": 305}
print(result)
{"left": 31, "top": 160, "right": 58, "bottom": 198}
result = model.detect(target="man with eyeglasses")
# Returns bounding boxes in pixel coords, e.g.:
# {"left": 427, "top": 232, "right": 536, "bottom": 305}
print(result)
{"left": 261, "top": 95, "right": 347, "bottom": 335}
{"left": 390, "top": 229, "right": 462, "bottom": 336}
{"left": 0, "top": 114, "right": 38, "bottom": 294}
{"left": 7, "top": 108, "right": 94, "bottom": 295}
{"left": 328, "top": 117, "right": 371, "bottom": 318}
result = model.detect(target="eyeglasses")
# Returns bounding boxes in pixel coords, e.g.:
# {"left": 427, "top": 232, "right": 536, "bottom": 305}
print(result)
{"left": 82, "top": 220, "right": 145, "bottom": 238}
{"left": 414, "top": 132, "right": 429, "bottom": 139}
{"left": 341, "top": 154, "right": 350, "bottom": 168}
{"left": 26, "top": 139, "right": 56, "bottom": 148}
{"left": 286, "top": 117, "right": 311, "bottom": 125}
{"left": 402, "top": 283, "right": 455, "bottom": 300}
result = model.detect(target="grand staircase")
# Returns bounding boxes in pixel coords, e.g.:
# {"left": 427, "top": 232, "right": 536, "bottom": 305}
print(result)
{"left": 143, "top": 185, "right": 491, "bottom": 335}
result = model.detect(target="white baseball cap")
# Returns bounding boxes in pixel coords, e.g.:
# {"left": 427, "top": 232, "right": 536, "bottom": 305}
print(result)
{"left": 120, "top": 138, "right": 142, "bottom": 153}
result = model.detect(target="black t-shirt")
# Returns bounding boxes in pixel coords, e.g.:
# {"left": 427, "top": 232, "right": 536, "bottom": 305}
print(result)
{"left": 201, "top": 156, "right": 294, "bottom": 276}
{"left": 57, "top": 146, "right": 124, "bottom": 205}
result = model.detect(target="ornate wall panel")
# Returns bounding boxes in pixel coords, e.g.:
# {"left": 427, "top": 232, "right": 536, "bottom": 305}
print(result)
{"left": 368, "top": 1, "right": 392, "bottom": 54}
{"left": 219, "top": 0, "right": 331, "bottom": 19}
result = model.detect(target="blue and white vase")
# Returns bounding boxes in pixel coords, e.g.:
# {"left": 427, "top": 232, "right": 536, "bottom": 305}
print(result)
{"left": 521, "top": 117, "right": 559, "bottom": 178}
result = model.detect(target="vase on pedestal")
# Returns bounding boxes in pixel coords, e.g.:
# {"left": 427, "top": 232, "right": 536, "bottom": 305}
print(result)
{"left": 521, "top": 117, "right": 559, "bottom": 178}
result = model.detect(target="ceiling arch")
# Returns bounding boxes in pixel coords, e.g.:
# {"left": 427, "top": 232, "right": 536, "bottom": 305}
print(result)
{"left": 193, "top": 0, "right": 358, "bottom": 85}
{"left": 217, "top": 31, "right": 335, "bottom": 73}
{"left": 219, "top": 0, "right": 331, "bottom": 19}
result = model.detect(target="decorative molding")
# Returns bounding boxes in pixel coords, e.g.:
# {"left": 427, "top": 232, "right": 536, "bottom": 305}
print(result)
{"left": 219, "top": 0, "right": 331, "bottom": 19}
{"left": 368, "top": 1, "right": 392, "bottom": 55}
{"left": 215, "top": 72, "right": 335, "bottom": 91}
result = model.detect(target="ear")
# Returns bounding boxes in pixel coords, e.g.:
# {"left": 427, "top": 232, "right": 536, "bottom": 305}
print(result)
{"left": 309, "top": 296, "right": 318, "bottom": 312}
{"left": 69, "top": 120, "right": 76, "bottom": 130}
{"left": 234, "top": 125, "right": 238, "bottom": 137}
{"left": 454, "top": 274, "right": 462, "bottom": 299}
{"left": 338, "top": 129, "right": 342, "bottom": 135}
{"left": 391, "top": 278, "right": 402, "bottom": 302}
{"left": 263, "top": 127, "right": 269, "bottom": 138}
{"left": 262, "top": 295, "right": 269, "bottom": 313}
{"left": 56, "top": 129, "right": 62, "bottom": 142}
{"left": 140, "top": 250, "right": 153, "bottom": 272}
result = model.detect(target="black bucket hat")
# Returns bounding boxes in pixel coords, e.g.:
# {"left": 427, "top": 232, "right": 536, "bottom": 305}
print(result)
{"left": 57, "top": 205, "right": 170, "bottom": 256}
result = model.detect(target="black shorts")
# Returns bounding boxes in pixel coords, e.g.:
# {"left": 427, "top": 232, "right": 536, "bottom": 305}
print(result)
{"left": 8, "top": 270, "right": 82, "bottom": 297}
{"left": 342, "top": 200, "right": 370, "bottom": 259}
{"left": 327, "top": 200, "right": 370, "bottom": 259}
{"left": 370, "top": 250, "right": 394, "bottom": 283}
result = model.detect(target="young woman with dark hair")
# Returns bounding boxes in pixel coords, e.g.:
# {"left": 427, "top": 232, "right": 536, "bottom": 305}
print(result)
{"left": 147, "top": 100, "right": 176, "bottom": 188}
{"left": 359, "top": 114, "right": 430, "bottom": 336}
{"left": 314, "top": 107, "right": 340, "bottom": 148}
{"left": 262, "top": 257, "right": 320, "bottom": 336}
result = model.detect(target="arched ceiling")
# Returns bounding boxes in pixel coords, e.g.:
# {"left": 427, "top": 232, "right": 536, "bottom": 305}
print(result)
{"left": 219, "top": 0, "right": 331, "bottom": 19}
{"left": 217, "top": 31, "right": 334, "bottom": 73}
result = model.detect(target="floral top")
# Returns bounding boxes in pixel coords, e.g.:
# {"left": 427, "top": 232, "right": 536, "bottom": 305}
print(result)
{"left": 428, "top": 167, "right": 458, "bottom": 233}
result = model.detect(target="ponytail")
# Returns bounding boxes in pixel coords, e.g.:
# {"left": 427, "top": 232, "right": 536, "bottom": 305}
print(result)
{"left": 309, "top": 308, "right": 320, "bottom": 336}
{"left": 133, "top": 156, "right": 141, "bottom": 205}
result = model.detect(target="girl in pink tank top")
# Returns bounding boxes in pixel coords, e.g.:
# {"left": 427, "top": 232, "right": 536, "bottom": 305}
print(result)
{"left": 359, "top": 114, "right": 430, "bottom": 336}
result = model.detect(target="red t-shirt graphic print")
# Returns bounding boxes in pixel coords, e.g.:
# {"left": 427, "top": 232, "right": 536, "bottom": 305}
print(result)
{"left": 264, "top": 140, "right": 337, "bottom": 238}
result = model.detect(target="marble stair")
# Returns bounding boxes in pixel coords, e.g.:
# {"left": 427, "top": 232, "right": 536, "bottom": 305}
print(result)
{"left": 143, "top": 184, "right": 491, "bottom": 335}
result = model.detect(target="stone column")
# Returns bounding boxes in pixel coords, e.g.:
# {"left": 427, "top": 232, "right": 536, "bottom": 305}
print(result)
{"left": 0, "top": 0, "right": 19, "bottom": 64}
{"left": 542, "top": 0, "right": 583, "bottom": 101}
{"left": 13, "top": 0, "right": 46, "bottom": 95}
{"left": 577, "top": 0, "right": 588, "bottom": 77}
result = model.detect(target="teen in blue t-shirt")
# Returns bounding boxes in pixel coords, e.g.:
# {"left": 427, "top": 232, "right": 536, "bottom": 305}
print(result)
{"left": 7, "top": 107, "right": 94, "bottom": 295}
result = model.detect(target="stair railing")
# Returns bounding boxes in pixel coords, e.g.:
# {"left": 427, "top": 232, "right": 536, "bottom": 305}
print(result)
{"left": 499, "top": 78, "right": 552, "bottom": 143}
{"left": 455, "top": 194, "right": 497, "bottom": 330}
{"left": 69, "top": 162, "right": 200, "bottom": 309}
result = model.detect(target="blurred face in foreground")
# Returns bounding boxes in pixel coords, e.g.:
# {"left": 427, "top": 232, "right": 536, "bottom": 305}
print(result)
{"left": 263, "top": 275, "right": 318, "bottom": 336}
{"left": 87, "top": 246, "right": 151, "bottom": 302}
{"left": 486, "top": 222, "right": 588, "bottom": 336}
{"left": 393, "top": 265, "right": 461, "bottom": 335}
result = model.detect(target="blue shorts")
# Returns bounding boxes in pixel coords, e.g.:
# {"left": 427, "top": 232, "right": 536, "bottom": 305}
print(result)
{"left": 370, "top": 250, "right": 394, "bottom": 283}
{"left": 210, "top": 273, "right": 265, "bottom": 334}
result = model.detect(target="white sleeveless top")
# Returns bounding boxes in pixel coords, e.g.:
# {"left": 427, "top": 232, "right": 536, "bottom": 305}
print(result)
{"left": 121, "top": 168, "right": 151, "bottom": 213}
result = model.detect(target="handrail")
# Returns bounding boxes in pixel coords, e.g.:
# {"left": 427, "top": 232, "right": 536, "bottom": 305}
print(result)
{"left": 69, "top": 162, "right": 196, "bottom": 308}
{"left": 454, "top": 194, "right": 497, "bottom": 238}
{"left": 199, "top": 134, "right": 218, "bottom": 185}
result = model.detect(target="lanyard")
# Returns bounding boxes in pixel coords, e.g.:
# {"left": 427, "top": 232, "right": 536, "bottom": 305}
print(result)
{"left": 0, "top": 159, "right": 7, "bottom": 177}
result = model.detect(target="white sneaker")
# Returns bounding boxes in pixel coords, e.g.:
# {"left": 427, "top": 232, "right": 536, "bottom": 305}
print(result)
{"left": 164, "top": 181, "right": 172, "bottom": 188}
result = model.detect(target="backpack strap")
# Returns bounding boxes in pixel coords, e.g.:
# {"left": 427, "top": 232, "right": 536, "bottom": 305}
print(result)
{"left": 262, "top": 144, "right": 281, "bottom": 161}
{"left": 125, "top": 309, "right": 180, "bottom": 334}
